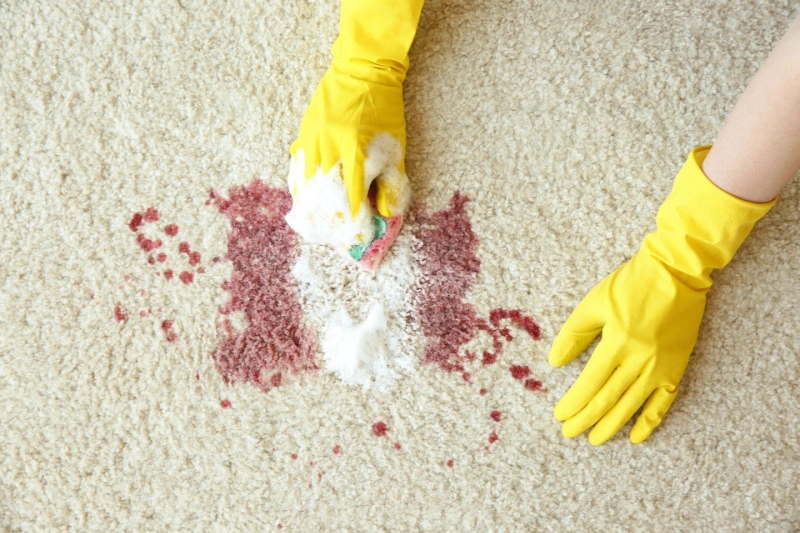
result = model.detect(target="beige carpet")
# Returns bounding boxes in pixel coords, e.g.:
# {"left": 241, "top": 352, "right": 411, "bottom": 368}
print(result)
{"left": 2, "top": 0, "right": 799, "bottom": 531}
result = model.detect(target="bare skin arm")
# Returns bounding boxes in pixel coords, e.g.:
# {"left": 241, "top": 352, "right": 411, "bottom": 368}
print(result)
{"left": 703, "top": 15, "right": 800, "bottom": 202}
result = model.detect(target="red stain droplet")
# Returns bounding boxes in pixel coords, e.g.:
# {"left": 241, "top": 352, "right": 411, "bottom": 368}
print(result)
{"left": 157, "top": 252, "right": 167, "bottom": 263}
{"left": 488, "top": 431, "right": 499, "bottom": 444}
{"left": 179, "top": 241, "right": 191, "bottom": 254}
{"left": 143, "top": 207, "right": 159, "bottom": 223}
{"left": 179, "top": 271, "right": 194, "bottom": 284}
{"left": 462, "top": 372, "right": 472, "bottom": 382}
{"left": 197, "top": 267, "right": 205, "bottom": 274}
{"left": 220, "top": 399, "right": 232, "bottom": 409}
{"left": 524, "top": 378, "right": 545, "bottom": 392}
{"left": 164, "top": 224, "right": 179, "bottom": 236}
{"left": 490, "top": 410, "right": 502, "bottom": 422}
{"left": 129, "top": 212, "right": 144, "bottom": 232}
{"left": 394, "top": 442, "right": 402, "bottom": 451}
{"left": 333, "top": 445, "right": 341, "bottom": 455}
{"left": 372, "top": 421, "right": 388, "bottom": 437}
{"left": 114, "top": 304, "right": 127, "bottom": 322}
{"left": 189, "top": 251, "right": 201, "bottom": 266}
{"left": 447, "top": 460, "right": 454, "bottom": 468}
{"left": 479, "top": 388, "right": 488, "bottom": 395}
{"left": 510, "top": 365, "right": 531, "bottom": 380}
{"left": 164, "top": 270, "right": 174, "bottom": 280}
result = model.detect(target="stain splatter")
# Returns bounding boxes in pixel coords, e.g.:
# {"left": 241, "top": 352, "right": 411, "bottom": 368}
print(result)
{"left": 333, "top": 445, "right": 341, "bottom": 455}
{"left": 143, "top": 207, "right": 159, "bottom": 223}
{"left": 129, "top": 212, "right": 144, "bottom": 232}
{"left": 488, "top": 431, "right": 499, "bottom": 444}
{"left": 394, "top": 442, "right": 402, "bottom": 451}
{"left": 157, "top": 252, "right": 167, "bottom": 263}
{"left": 479, "top": 388, "right": 488, "bottom": 395}
{"left": 524, "top": 378, "right": 545, "bottom": 392}
{"left": 220, "top": 399, "right": 232, "bottom": 409}
{"left": 462, "top": 372, "right": 472, "bottom": 382}
{"left": 447, "top": 460, "right": 454, "bottom": 468}
{"left": 179, "top": 241, "right": 191, "bottom": 254}
{"left": 490, "top": 410, "right": 502, "bottom": 422}
{"left": 413, "top": 192, "right": 542, "bottom": 374}
{"left": 165, "top": 224, "right": 179, "bottom": 236}
{"left": 291, "top": 454, "right": 298, "bottom": 460}
{"left": 114, "top": 304, "right": 127, "bottom": 322}
{"left": 161, "top": 320, "right": 176, "bottom": 343}
{"left": 510, "top": 365, "right": 531, "bottom": 380}
{"left": 179, "top": 271, "right": 193, "bottom": 284}
{"left": 210, "top": 182, "right": 316, "bottom": 394}
{"left": 372, "top": 421, "right": 388, "bottom": 437}
{"left": 189, "top": 251, "right": 201, "bottom": 266}
{"left": 164, "top": 270, "right": 174, "bottom": 280}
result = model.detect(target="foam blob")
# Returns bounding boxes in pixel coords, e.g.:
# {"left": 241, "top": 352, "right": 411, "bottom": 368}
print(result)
{"left": 321, "top": 304, "right": 399, "bottom": 391}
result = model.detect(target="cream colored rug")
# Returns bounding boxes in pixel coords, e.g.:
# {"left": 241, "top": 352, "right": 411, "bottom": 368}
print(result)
{"left": 2, "top": 1, "right": 799, "bottom": 531}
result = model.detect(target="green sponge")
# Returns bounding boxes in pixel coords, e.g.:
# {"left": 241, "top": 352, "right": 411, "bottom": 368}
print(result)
{"left": 348, "top": 215, "right": 388, "bottom": 261}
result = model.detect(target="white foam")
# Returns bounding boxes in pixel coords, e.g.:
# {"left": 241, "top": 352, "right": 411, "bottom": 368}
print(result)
{"left": 291, "top": 234, "right": 420, "bottom": 391}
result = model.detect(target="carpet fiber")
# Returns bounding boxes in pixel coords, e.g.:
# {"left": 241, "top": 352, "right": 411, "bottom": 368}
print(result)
{"left": 2, "top": 0, "right": 799, "bottom": 531}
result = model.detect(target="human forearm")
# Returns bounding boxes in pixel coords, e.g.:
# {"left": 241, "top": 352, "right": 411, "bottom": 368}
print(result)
{"left": 703, "top": 15, "right": 800, "bottom": 203}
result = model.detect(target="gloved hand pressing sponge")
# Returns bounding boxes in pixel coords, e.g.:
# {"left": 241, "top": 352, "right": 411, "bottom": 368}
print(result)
{"left": 549, "top": 146, "right": 775, "bottom": 445}
{"left": 286, "top": 0, "right": 424, "bottom": 270}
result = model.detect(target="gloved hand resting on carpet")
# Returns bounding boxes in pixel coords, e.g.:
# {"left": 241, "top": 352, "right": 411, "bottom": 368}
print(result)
{"left": 286, "top": 0, "right": 424, "bottom": 269}
{"left": 549, "top": 14, "right": 800, "bottom": 445}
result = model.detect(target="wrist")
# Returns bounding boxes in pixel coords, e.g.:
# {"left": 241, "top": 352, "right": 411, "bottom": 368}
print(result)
{"left": 641, "top": 146, "right": 775, "bottom": 289}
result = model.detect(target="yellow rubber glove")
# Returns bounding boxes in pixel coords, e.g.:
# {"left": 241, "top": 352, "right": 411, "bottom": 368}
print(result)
{"left": 549, "top": 146, "right": 776, "bottom": 445}
{"left": 290, "top": 0, "right": 424, "bottom": 219}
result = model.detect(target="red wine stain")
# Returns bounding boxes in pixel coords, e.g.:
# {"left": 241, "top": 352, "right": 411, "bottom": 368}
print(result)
{"left": 161, "top": 320, "right": 177, "bottom": 343}
{"left": 291, "top": 454, "right": 298, "bottom": 460}
{"left": 164, "top": 270, "right": 174, "bottom": 280}
{"left": 447, "top": 460, "right": 454, "bottom": 468}
{"left": 220, "top": 399, "right": 232, "bottom": 409}
{"left": 510, "top": 365, "right": 531, "bottom": 380}
{"left": 524, "top": 378, "right": 545, "bottom": 392}
{"left": 490, "top": 410, "right": 501, "bottom": 422}
{"left": 143, "top": 207, "right": 159, "bottom": 223}
{"left": 462, "top": 372, "right": 472, "bottom": 382}
{"left": 212, "top": 256, "right": 221, "bottom": 263}
{"left": 278, "top": 525, "right": 283, "bottom": 530}
{"left": 372, "top": 421, "right": 388, "bottom": 437}
{"left": 189, "top": 251, "right": 201, "bottom": 266}
{"left": 394, "top": 442, "right": 402, "bottom": 451}
{"left": 179, "top": 241, "right": 190, "bottom": 254}
{"left": 488, "top": 431, "right": 499, "bottom": 444}
{"left": 179, "top": 271, "right": 194, "bottom": 284}
{"left": 139, "top": 310, "right": 147, "bottom": 317}
{"left": 157, "top": 252, "right": 167, "bottom": 263}
{"left": 129, "top": 212, "right": 144, "bottom": 232}
{"left": 197, "top": 267, "right": 205, "bottom": 274}
{"left": 413, "top": 192, "right": 542, "bottom": 375}
{"left": 479, "top": 388, "right": 488, "bottom": 395}
{"left": 136, "top": 234, "right": 162, "bottom": 252}
{"left": 195, "top": 373, "right": 200, "bottom": 380}
{"left": 165, "top": 224, "right": 179, "bottom": 236}
{"left": 147, "top": 256, "right": 156, "bottom": 264}
{"left": 209, "top": 183, "right": 316, "bottom": 394}
{"left": 333, "top": 445, "right": 341, "bottom": 455}
{"left": 309, "top": 461, "right": 316, "bottom": 467}
{"left": 114, "top": 304, "right": 127, "bottom": 322}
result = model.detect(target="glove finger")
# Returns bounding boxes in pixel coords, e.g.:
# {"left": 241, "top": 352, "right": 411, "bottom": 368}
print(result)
{"left": 553, "top": 338, "right": 619, "bottom": 421}
{"left": 374, "top": 166, "right": 410, "bottom": 218}
{"left": 588, "top": 377, "right": 652, "bottom": 446}
{"left": 548, "top": 292, "right": 604, "bottom": 367}
{"left": 341, "top": 137, "right": 367, "bottom": 217}
{"left": 629, "top": 386, "right": 678, "bottom": 444}
{"left": 560, "top": 365, "right": 638, "bottom": 438}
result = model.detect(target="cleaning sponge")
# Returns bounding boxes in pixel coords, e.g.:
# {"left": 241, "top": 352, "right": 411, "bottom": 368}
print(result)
{"left": 348, "top": 215, "right": 404, "bottom": 272}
